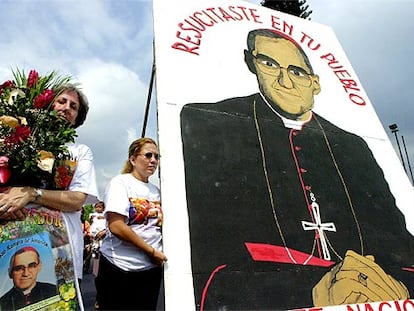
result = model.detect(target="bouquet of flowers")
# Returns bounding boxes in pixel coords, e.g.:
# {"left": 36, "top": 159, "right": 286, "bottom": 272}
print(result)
{"left": 0, "top": 69, "right": 77, "bottom": 189}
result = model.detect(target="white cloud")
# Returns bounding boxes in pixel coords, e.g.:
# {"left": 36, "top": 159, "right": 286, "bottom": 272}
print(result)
{"left": 75, "top": 61, "right": 148, "bottom": 197}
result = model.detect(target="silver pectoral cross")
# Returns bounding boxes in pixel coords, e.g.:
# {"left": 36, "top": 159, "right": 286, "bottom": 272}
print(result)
{"left": 301, "top": 202, "right": 336, "bottom": 261}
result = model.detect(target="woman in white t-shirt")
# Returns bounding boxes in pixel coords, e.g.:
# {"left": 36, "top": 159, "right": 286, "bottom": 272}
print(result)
{"left": 0, "top": 84, "right": 99, "bottom": 284}
{"left": 95, "top": 138, "right": 167, "bottom": 310}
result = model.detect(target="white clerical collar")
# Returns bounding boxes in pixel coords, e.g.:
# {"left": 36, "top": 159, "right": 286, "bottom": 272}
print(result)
{"left": 260, "top": 93, "right": 312, "bottom": 130}
{"left": 22, "top": 287, "right": 34, "bottom": 295}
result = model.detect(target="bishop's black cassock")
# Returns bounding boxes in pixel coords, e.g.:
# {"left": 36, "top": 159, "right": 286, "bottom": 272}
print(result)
{"left": 180, "top": 93, "right": 414, "bottom": 310}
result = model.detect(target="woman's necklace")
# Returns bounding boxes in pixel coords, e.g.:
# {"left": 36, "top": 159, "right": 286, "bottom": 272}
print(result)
{"left": 253, "top": 98, "right": 364, "bottom": 264}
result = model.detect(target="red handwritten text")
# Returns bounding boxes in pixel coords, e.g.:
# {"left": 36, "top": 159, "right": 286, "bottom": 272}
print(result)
{"left": 320, "top": 52, "right": 367, "bottom": 106}
{"left": 172, "top": 6, "right": 263, "bottom": 55}
{"left": 270, "top": 15, "right": 293, "bottom": 36}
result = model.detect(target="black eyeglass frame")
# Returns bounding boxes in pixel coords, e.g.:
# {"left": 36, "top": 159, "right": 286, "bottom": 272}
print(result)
{"left": 250, "top": 52, "right": 313, "bottom": 86}
{"left": 12, "top": 261, "right": 40, "bottom": 273}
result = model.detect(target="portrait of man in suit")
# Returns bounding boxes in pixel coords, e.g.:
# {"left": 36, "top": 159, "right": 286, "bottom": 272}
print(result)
{"left": 0, "top": 246, "right": 57, "bottom": 310}
{"left": 180, "top": 28, "right": 414, "bottom": 310}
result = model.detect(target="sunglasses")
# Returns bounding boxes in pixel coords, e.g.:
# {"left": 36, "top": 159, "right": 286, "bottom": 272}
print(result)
{"left": 139, "top": 152, "right": 160, "bottom": 160}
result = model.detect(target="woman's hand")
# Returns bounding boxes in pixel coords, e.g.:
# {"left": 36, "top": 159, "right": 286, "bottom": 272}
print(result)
{"left": 95, "top": 229, "right": 106, "bottom": 240}
{"left": 150, "top": 248, "right": 168, "bottom": 266}
{"left": 0, "top": 187, "right": 33, "bottom": 220}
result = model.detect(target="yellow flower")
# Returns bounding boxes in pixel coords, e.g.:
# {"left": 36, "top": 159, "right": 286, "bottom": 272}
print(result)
{"left": 67, "top": 287, "right": 76, "bottom": 299}
{"left": 59, "top": 282, "right": 76, "bottom": 302}
{"left": 0, "top": 115, "right": 19, "bottom": 128}
{"left": 57, "top": 300, "right": 70, "bottom": 310}
{"left": 37, "top": 150, "right": 55, "bottom": 173}
{"left": 62, "top": 288, "right": 76, "bottom": 301}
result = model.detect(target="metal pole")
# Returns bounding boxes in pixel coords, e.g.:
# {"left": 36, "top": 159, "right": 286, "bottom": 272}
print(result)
{"left": 141, "top": 57, "right": 156, "bottom": 138}
{"left": 389, "top": 123, "right": 407, "bottom": 173}
{"left": 394, "top": 131, "right": 407, "bottom": 173}
{"left": 401, "top": 135, "right": 414, "bottom": 184}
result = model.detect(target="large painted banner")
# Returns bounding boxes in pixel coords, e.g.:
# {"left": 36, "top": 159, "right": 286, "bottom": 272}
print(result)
{"left": 153, "top": 0, "right": 414, "bottom": 310}
{"left": 0, "top": 205, "right": 81, "bottom": 311}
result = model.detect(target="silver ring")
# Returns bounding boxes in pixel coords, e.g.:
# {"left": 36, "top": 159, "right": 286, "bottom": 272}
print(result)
{"left": 0, "top": 204, "right": 10, "bottom": 213}
{"left": 358, "top": 273, "right": 368, "bottom": 286}
{"left": 0, "top": 205, "right": 7, "bottom": 216}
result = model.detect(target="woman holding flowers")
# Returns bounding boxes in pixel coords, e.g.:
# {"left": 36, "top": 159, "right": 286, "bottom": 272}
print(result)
{"left": 0, "top": 70, "right": 99, "bottom": 283}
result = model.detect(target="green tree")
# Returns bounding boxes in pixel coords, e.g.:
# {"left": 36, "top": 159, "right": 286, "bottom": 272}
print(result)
{"left": 261, "top": 0, "right": 312, "bottom": 19}
{"left": 82, "top": 203, "right": 95, "bottom": 222}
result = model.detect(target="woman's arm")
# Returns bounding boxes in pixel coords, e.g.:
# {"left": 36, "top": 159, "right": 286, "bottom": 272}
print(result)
{"left": 0, "top": 186, "right": 86, "bottom": 220}
{"left": 107, "top": 211, "right": 167, "bottom": 265}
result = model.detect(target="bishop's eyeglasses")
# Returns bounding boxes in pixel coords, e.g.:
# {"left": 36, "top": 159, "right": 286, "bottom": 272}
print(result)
{"left": 251, "top": 53, "right": 312, "bottom": 87}
{"left": 12, "top": 262, "right": 39, "bottom": 273}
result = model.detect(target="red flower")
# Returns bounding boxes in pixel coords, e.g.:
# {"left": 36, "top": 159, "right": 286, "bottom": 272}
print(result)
{"left": 0, "top": 156, "right": 11, "bottom": 184}
{"left": 54, "top": 165, "right": 74, "bottom": 190}
{"left": 4, "top": 125, "right": 31, "bottom": 144}
{"left": 0, "top": 80, "right": 14, "bottom": 96}
{"left": 34, "top": 89, "right": 55, "bottom": 109}
{"left": 0, "top": 80, "right": 14, "bottom": 90}
{"left": 27, "top": 70, "right": 39, "bottom": 88}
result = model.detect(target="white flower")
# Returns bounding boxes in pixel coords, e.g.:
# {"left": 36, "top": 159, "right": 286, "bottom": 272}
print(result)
{"left": 8, "top": 89, "right": 25, "bottom": 105}
{"left": 17, "top": 116, "right": 28, "bottom": 125}
{"left": 37, "top": 150, "right": 55, "bottom": 173}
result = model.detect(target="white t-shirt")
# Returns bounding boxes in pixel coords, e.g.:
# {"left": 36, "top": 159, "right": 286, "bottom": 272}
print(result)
{"left": 62, "top": 143, "right": 99, "bottom": 279}
{"left": 100, "top": 173, "right": 162, "bottom": 272}
{"left": 89, "top": 212, "right": 106, "bottom": 236}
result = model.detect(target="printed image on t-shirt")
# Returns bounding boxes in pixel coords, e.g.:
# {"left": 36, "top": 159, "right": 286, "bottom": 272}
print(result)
{"left": 128, "top": 198, "right": 162, "bottom": 226}
{"left": 54, "top": 159, "right": 77, "bottom": 190}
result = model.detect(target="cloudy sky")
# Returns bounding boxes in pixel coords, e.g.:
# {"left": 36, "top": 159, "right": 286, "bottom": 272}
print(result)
{"left": 1, "top": 0, "right": 413, "bottom": 197}
{"left": 304, "top": 0, "right": 414, "bottom": 184}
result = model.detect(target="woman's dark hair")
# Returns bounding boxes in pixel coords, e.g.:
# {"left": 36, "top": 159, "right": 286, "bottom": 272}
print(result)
{"left": 55, "top": 83, "right": 89, "bottom": 128}
{"left": 245, "top": 28, "right": 314, "bottom": 75}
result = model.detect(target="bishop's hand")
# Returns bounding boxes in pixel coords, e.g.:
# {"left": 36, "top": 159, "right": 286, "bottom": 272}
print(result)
{"left": 312, "top": 250, "right": 409, "bottom": 306}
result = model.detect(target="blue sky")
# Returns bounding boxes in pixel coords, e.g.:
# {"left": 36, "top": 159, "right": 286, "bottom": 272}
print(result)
{"left": 1, "top": 0, "right": 413, "bottom": 197}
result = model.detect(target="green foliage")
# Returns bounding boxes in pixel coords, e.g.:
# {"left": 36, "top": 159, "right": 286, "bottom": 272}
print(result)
{"left": 261, "top": 0, "right": 313, "bottom": 19}
{"left": 82, "top": 203, "right": 95, "bottom": 222}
